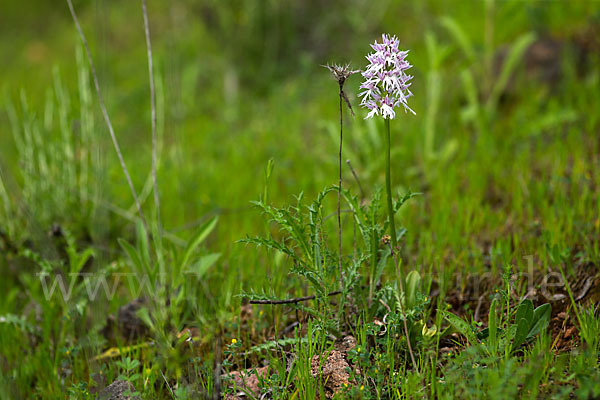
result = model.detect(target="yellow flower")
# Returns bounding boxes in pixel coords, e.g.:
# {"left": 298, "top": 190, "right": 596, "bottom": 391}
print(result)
{"left": 356, "top": 347, "right": 361, "bottom": 353}
{"left": 360, "top": 385, "right": 364, "bottom": 391}
{"left": 231, "top": 338, "right": 237, "bottom": 345}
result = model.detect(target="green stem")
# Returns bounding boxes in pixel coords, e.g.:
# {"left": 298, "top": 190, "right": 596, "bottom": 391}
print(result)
{"left": 385, "top": 118, "right": 397, "bottom": 249}
{"left": 369, "top": 209, "right": 377, "bottom": 305}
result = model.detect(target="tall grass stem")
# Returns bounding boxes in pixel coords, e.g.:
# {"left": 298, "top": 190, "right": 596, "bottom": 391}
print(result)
{"left": 66, "top": 0, "right": 149, "bottom": 236}
{"left": 141, "top": 0, "right": 162, "bottom": 240}
{"left": 346, "top": 159, "right": 365, "bottom": 199}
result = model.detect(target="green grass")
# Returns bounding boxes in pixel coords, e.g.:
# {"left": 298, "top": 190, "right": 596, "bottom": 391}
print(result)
{"left": 1, "top": 1, "right": 600, "bottom": 399}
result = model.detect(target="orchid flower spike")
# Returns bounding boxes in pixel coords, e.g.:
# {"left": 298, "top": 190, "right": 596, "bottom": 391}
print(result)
{"left": 359, "top": 34, "right": 416, "bottom": 119}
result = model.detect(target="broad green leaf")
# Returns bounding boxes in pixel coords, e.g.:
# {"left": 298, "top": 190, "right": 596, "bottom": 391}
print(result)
{"left": 405, "top": 270, "right": 421, "bottom": 310}
{"left": 528, "top": 303, "right": 551, "bottom": 338}
{"left": 512, "top": 317, "right": 530, "bottom": 352}
{"left": 515, "top": 299, "right": 534, "bottom": 326}
{"left": 478, "top": 327, "right": 505, "bottom": 340}
{"left": 180, "top": 216, "right": 218, "bottom": 270}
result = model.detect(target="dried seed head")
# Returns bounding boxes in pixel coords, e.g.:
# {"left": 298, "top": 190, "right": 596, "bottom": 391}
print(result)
{"left": 323, "top": 63, "right": 361, "bottom": 87}
{"left": 323, "top": 63, "right": 360, "bottom": 117}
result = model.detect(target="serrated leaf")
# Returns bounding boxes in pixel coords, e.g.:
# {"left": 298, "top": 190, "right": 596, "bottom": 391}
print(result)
{"left": 240, "top": 236, "right": 300, "bottom": 263}
{"left": 441, "top": 311, "right": 478, "bottom": 345}
{"left": 248, "top": 338, "right": 307, "bottom": 354}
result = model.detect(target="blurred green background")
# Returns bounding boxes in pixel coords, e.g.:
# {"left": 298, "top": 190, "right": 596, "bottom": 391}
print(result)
{"left": 1, "top": 0, "right": 600, "bottom": 303}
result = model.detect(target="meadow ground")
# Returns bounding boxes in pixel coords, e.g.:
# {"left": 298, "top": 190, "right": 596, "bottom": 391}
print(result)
{"left": 1, "top": 1, "right": 600, "bottom": 399}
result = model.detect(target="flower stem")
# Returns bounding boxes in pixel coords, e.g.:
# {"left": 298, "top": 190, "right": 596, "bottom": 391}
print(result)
{"left": 388, "top": 242, "right": 418, "bottom": 371}
{"left": 338, "top": 88, "right": 344, "bottom": 289}
{"left": 385, "top": 118, "right": 397, "bottom": 249}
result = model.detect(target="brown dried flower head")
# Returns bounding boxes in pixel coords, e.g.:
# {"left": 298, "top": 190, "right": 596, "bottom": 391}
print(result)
{"left": 323, "top": 63, "right": 361, "bottom": 87}
{"left": 323, "top": 63, "right": 360, "bottom": 116}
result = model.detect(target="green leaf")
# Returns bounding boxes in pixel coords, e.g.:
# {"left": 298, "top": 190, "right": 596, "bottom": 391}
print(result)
{"left": 515, "top": 299, "right": 534, "bottom": 326}
{"left": 72, "top": 247, "right": 94, "bottom": 275}
{"left": 118, "top": 238, "right": 146, "bottom": 275}
{"left": 528, "top": 303, "right": 551, "bottom": 338}
{"left": 441, "top": 311, "right": 478, "bottom": 345}
{"left": 460, "top": 69, "right": 483, "bottom": 133}
{"left": 488, "top": 298, "right": 498, "bottom": 350}
{"left": 487, "top": 32, "right": 536, "bottom": 113}
{"left": 248, "top": 337, "right": 307, "bottom": 355}
{"left": 240, "top": 236, "right": 300, "bottom": 264}
{"left": 393, "top": 191, "right": 420, "bottom": 214}
{"left": 304, "top": 274, "right": 325, "bottom": 297}
{"left": 180, "top": 217, "right": 218, "bottom": 270}
{"left": 439, "top": 16, "right": 476, "bottom": 63}
{"left": 421, "top": 322, "right": 438, "bottom": 338}
{"left": 512, "top": 317, "right": 530, "bottom": 353}
{"left": 136, "top": 221, "right": 151, "bottom": 269}
{"left": 405, "top": 270, "right": 421, "bottom": 310}
{"left": 187, "top": 253, "right": 220, "bottom": 279}
{"left": 136, "top": 306, "right": 155, "bottom": 332}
